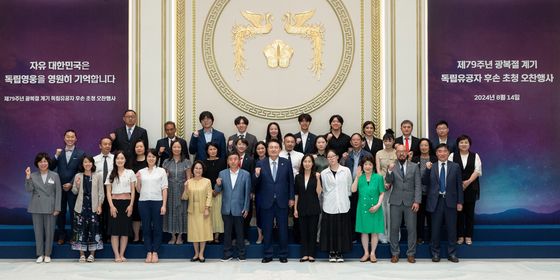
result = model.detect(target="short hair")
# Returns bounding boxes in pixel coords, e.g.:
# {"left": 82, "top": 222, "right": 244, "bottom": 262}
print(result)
{"left": 400, "top": 120, "right": 414, "bottom": 127}
{"left": 359, "top": 155, "right": 375, "bottom": 170}
{"left": 99, "top": 136, "right": 112, "bottom": 144}
{"left": 123, "top": 109, "right": 137, "bottom": 116}
{"left": 205, "top": 142, "right": 220, "bottom": 157}
{"left": 146, "top": 148, "right": 159, "bottom": 161}
{"left": 235, "top": 137, "right": 249, "bottom": 147}
{"left": 34, "top": 152, "right": 51, "bottom": 168}
{"left": 435, "top": 120, "right": 448, "bottom": 128}
{"left": 64, "top": 129, "right": 77, "bottom": 137}
{"left": 382, "top": 129, "right": 395, "bottom": 141}
{"left": 417, "top": 138, "right": 435, "bottom": 156}
{"left": 199, "top": 111, "right": 214, "bottom": 122}
{"left": 350, "top": 132, "right": 364, "bottom": 141}
{"left": 78, "top": 155, "right": 97, "bottom": 173}
{"left": 298, "top": 154, "right": 316, "bottom": 175}
{"left": 234, "top": 116, "right": 249, "bottom": 125}
{"left": 266, "top": 138, "right": 281, "bottom": 149}
{"left": 227, "top": 151, "right": 240, "bottom": 160}
{"left": 284, "top": 133, "right": 296, "bottom": 141}
{"left": 192, "top": 160, "right": 206, "bottom": 174}
{"left": 298, "top": 113, "right": 312, "bottom": 123}
{"left": 435, "top": 143, "right": 449, "bottom": 152}
{"left": 329, "top": 114, "right": 344, "bottom": 126}
{"left": 456, "top": 134, "right": 472, "bottom": 146}
{"left": 164, "top": 121, "right": 176, "bottom": 128}
{"left": 362, "top": 121, "right": 376, "bottom": 133}
{"left": 134, "top": 139, "right": 147, "bottom": 155}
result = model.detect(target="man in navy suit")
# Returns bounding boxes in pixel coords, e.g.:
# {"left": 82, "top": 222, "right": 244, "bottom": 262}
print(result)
{"left": 215, "top": 152, "right": 252, "bottom": 261}
{"left": 110, "top": 109, "right": 149, "bottom": 161}
{"left": 255, "top": 139, "right": 295, "bottom": 263}
{"left": 431, "top": 120, "right": 457, "bottom": 154}
{"left": 189, "top": 111, "right": 226, "bottom": 160}
{"left": 294, "top": 113, "right": 317, "bottom": 155}
{"left": 423, "top": 143, "right": 464, "bottom": 263}
{"left": 50, "top": 129, "right": 85, "bottom": 244}
{"left": 155, "top": 121, "right": 189, "bottom": 166}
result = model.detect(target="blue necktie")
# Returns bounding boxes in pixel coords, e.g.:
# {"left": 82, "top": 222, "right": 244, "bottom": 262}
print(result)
{"left": 272, "top": 161, "right": 277, "bottom": 181}
{"left": 127, "top": 128, "right": 132, "bottom": 140}
{"left": 439, "top": 162, "right": 446, "bottom": 193}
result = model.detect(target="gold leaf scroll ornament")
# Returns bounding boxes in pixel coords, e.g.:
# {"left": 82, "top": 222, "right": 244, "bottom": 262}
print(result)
{"left": 232, "top": 11, "right": 273, "bottom": 79}
{"left": 283, "top": 10, "right": 324, "bottom": 80}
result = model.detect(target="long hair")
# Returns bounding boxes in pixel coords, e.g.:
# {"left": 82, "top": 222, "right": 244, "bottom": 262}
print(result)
{"left": 108, "top": 150, "right": 127, "bottom": 183}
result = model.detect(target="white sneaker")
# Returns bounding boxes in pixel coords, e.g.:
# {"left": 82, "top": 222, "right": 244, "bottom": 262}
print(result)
{"left": 44, "top": 256, "right": 51, "bottom": 263}
{"left": 36, "top": 256, "right": 44, "bottom": 263}
{"left": 336, "top": 256, "right": 344, "bottom": 263}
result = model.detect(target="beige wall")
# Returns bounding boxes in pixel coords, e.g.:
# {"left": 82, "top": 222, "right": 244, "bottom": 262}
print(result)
{"left": 131, "top": 0, "right": 427, "bottom": 147}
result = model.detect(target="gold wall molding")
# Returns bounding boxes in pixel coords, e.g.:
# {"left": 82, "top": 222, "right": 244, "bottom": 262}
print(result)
{"left": 371, "top": 0, "right": 381, "bottom": 138}
{"left": 176, "top": 0, "right": 186, "bottom": 137}
{"left": 201, "top": 0, "right": 355, "bottom": 120}
{"left": 161, "top": 0, "right": 167, "bottom": 136}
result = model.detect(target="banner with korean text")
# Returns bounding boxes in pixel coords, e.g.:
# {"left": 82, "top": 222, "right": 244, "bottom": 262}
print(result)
{"left": 428, "top": 0, "right": 560, "bottom": 224}
{"left": 0, "top": 0, "right": 128, "bottom": 223}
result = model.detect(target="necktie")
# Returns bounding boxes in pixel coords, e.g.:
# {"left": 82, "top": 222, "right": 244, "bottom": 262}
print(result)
{"left": 127, "top": 128, "right": 132, "bottom": 140}
{"left": 405, "top": 137, "right": 410, "bottom": 152}
{"left": 287, "top": 152, "right": 291, "bottom": 161}
{"left": 439, "top": 162, "right": 446, "bottom": 193}
{"left": 272, "top": 161, "right": 277, "bottom": 181}
{"left": 239, "top": 134, "right": 244, "bottom": 139}
{"left": 103, "top": 156, "right": 108, "bottom": 183}
{"left": 400, "top": 163, "right": 405, "bottom": 177}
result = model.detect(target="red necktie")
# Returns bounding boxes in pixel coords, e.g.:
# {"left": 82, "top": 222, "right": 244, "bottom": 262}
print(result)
{"left": 405, "top": 137, "right": 410, "bottom": 152}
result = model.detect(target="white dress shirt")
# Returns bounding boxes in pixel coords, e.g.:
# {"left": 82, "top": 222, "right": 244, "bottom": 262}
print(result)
{"left": 280, "top": 150, "right": 304, "bottom": 176}
{"left": 229, "top": 169, "right": 239, "bottom": 189}
{"left": 138, "top": 167, "right": 168, "bottom": 201}
{"left": 300, "top": 131, "right": 309, "bottom": 150}
{"left": 320, "top": 166, "right": 353, "bottom": 214}
{"left": 94, "top": 153, "right": 114, "bottom": 177}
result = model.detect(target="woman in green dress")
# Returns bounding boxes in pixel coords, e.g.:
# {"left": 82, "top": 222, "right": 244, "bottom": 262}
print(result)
{"left": 352, "top": 155, "right": 385, "bottom": 263}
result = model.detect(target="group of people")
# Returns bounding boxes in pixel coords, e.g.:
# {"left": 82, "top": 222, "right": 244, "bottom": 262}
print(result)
{"left": 25, "top": 110, "right": 482, "bottom": 264}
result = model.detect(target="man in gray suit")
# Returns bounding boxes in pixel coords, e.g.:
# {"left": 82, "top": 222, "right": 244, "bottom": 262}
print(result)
{"left": 215, "top": 152, "right": 252, "bottom": 261}
{"left": 385, "top": 144, "right": 422, "bottom": 263}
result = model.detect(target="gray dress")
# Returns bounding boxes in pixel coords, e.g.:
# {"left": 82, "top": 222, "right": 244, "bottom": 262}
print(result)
{"left": 162, "top": 158, "right": 191, "bottom": 233}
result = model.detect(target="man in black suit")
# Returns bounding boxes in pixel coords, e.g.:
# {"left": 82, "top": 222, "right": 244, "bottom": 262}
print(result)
{"left": 294, "top": 113, "right": 317, "bottom": 155}
{"left": 395, "top": 120, "right": 420, "bottom": 157}
{"left": 110, "top": 109, "right": 149, "bottom": 161}
{"left": 155, "top": 121, "right": 189, "bottom": 166}
{"left": 431, "top": 120, "right": 457, "bottom": 154}
{"left": 227, "top": 116, "right": 258, "bottom": 157}
{"left": 254, "top": 139, "right": 295, "bottom": 263}
{"left": 423, "top": 143, "right": 464, "bottom": 263}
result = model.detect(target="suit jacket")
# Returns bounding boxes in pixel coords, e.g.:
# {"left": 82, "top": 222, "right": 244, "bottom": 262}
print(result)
{"left": 395, "top": 135, "right": 420, "bottom": 156}
{"left": 255, "top": 157, "right": 295, "bottom": 209}
{"left": 227, "top": 133, "right": 258, "bottom": 157}
{"left": 363, "top": 137, "right": 384, "bottom": 158}
{"left": 294, "top": 132, "right": 317, "bottom": 155}
{"left": 215, "top": 168, "right": 251, "bottom": 216}
{"left": 189, "top": 128, "right": 226, "bottom": 161}
{"left": 71, "top": 172, "right": 105, "bottom": 213}
{"left": 50, "top": 148, "right": 85, "bottom": 185}
{"left": 385, "top": 160, "right": 422, "bottom": 206}
{"left": 112, "top": 126, "right": 149, "bottom": 160}
{"left": 26, "top": 171, "right": 62, "bottom": 214}
{"left": 340, "top": 149, "right": 372, "bottom": 177}
{"left": 294, "top": 173, "right": 321, "bottom": 216}
{"left": 182, "top": 178, "right": 213, "bottom": 214}
{"left": 422, "top": 160, "right": 464, "bottom": 212}
{"left": 431, "top": 137, "right": 457, "bottom": 154}
{"left": 155, "top": 136, "right": 189, "bottom": 166}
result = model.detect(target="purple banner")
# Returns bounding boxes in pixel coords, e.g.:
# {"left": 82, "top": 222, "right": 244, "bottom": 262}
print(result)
{"left": 0, "top": 0, "right": 128, "bottom": 223}
{"left": 428, "top": 0, "right": 560, "bottom": 223}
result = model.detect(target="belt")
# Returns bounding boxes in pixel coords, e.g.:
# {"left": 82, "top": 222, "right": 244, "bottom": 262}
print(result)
{"left": 438, "top": 193, "right": 446, "bottom": 198}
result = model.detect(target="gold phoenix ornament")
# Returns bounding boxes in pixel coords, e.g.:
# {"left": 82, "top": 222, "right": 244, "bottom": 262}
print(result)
{"left": 283, "top": 10, "right": 324, "bottom": 80}
{"left": 263, "top": 40, "right": 294, "bottom": 68}
{"left": 232, "top": 11, "right": 273, "bottom": 79}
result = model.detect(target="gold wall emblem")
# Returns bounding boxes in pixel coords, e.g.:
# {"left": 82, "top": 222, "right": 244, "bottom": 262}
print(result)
{"left": 263, "top": 40, "right": 294, "bottom": 68}
{"left": 283, "top": 10, "right": 324, "bottom": 80}
{"left": 232, "top": 11, "right": 273, "bottom": 79}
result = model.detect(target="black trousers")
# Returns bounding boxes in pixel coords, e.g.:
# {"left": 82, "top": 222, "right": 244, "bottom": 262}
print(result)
{"left": 457, "top": 201, "right": 476, "bottom": 238}
{"left": 223, "top": 214, "right": 246, "bottom": 258}
{"left": 430, "top": 196, "right": 457, "bottom": 257}
{"left": 417, "top": 194, "right": 432, "bottom": 241}
{"left": 299, "top": 214, "right": 319, "bottom": 257}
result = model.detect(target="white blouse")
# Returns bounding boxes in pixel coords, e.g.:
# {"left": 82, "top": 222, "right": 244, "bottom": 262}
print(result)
{"left": 138, "top": 167, "right": 168, "bottom": 201}
{"left": 449, "top": 153, "right": 482, "bottom": 176}
{"left": 320, "top": 165, "right": 353, "bottom": 214}
{"left": 105, "top": 169, "right": 136, "bottom": 194}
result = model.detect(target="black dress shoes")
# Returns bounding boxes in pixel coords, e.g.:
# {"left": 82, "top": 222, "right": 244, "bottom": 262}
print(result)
{"left": 261, "top": 257, "right": 273, "bottom": 263}
{"left": 432, "top": 255, "right": 441, "bottom": 262}
{"left": 447, "top": 255, "right": 459, "bottom": 263}
{"left": 279, "top": 258, "right": 288, "bottom": 263}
